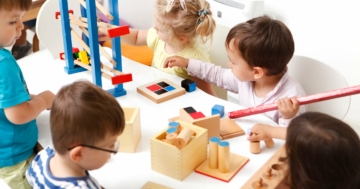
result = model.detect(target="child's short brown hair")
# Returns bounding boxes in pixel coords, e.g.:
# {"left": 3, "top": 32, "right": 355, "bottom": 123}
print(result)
{"left": 50, "top": 80, "right": 125, "bottom": 154}
{"left": 226, "top": 15, "right": 294, "bottom": 76}
{"left": 0, "top": 0, "right": 32, "bottom": 11}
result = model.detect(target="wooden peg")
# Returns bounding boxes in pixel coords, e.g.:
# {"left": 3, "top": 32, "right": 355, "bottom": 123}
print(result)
{"left": 173, "top": 128, "right": 193, "bottom": 149}
{"left": 209, "top": 137, "right": 220, "bottom": 169}
{"left": 250, "top": 133, "right": 261, "bottom": 154}
{"left": 165, "top": 133, "right": 177, "bottom": 145}
{"left": 218, "top": 141, "right": 230, "bottom": 173}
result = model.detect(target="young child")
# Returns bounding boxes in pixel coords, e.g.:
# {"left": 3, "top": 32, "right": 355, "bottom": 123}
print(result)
{"left": 249, "top": 112, "right": 360, "bottom": 188}
{"left": 120, "top": 0, "right": 217, "bottom": 96}
{"left": 0, "top": 0, "right": 55, "bottom": 188}
{"left": 163, "top": 15, "right": 306, "bottom": 126}
{"left": 26, "top": 80, "right": 125, "bottom": 188}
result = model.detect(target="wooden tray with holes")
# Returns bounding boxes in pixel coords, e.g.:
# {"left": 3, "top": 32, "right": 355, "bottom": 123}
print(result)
{"left": 240, "top": 145, "right": 289, "bottom": 189}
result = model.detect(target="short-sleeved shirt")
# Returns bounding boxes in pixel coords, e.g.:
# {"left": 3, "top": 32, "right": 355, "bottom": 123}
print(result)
{"left": 26, "top": 147, "right": 102, "bottom": 189}
{"left": 147, "top": 27, "right": 211, "bottom": 79}
{"left": 0, "top": 48, "right": 37, "bottom": 167}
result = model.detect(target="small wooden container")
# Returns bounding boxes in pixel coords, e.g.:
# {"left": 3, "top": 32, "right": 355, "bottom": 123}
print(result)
{"left": 117, "top": 107, "right": 141, "bottom": 153}
{"left": 150, "top": 120, "right": 208, "bottom": 181}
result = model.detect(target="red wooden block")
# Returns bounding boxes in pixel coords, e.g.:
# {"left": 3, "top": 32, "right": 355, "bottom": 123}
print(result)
{"left": 107, "top": 25, "right": 130, "bottom": 38}
{"left": 55, "top": 11, "right": 60, "bottom": 19}
{"left": 59, "top": 52, "right": 65, "bottom": 60}
{"left": 111, "top": 73, "right": 132, "bottom": 85}
{"left": 55, "top": 10, "right": 74, "bottom": 19}
{"left": 190, "top": 112, "right": 206, "bottom": 119}
{"left": 72, "top": 47, "right": 79, "bottom": 53}
{"left": 146, "top": 84, "right": 162, "bottom": 92}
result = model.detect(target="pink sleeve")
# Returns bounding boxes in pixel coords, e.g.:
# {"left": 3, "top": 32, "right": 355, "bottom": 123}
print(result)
{"left": 187, "top": 59, "right": 239, "bottom": 93}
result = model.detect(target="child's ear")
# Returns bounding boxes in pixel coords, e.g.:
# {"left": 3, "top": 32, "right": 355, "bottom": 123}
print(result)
{"left": 253, "top": 67, "right": 265, "bottom": 79}
{"left": 69, "top": 146, "right": 84, "bottom": 163}
{"left": 178, "top": 35, "right": 187, "bottom": 43}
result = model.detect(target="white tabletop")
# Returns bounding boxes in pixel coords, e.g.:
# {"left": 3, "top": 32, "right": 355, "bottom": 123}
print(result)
{"left": 17, "top": 49, "right": 284, "bottom": 189}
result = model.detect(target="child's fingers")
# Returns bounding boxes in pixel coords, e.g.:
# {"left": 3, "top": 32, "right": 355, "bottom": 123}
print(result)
{"left": 164, "top": 56, "right": 180, "bottom": 68}
{"left": 247, "top": 134, "right": 261, "bottom": 141}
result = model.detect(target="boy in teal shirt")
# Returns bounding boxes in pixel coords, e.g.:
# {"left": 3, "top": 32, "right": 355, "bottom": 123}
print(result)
{"left": 0, "top": 0, "right": 55, "bottom": 188}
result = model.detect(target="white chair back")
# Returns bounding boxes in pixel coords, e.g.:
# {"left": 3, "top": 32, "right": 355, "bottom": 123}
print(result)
{"left": 36, "top": 0, "right": 82, "bottom": 59}
{"left": 288, "top": 55, "right": 350, "bottom": 120}
{"left": 207, "top": 24, "right": 231, "bottom": 100}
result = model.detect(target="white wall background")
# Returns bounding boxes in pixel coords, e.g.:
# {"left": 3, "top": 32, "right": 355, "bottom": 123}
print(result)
{"left": 115, "top": 0, "right": 360, "bottom": 131}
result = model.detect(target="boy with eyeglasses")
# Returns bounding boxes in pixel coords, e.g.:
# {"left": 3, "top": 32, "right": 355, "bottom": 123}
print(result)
{"left": 26, "top": 80, "right": 125, "bottom": 188}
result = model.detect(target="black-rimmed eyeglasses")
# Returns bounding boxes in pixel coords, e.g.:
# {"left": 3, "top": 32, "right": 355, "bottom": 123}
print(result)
{"left": 67, "top": 140, "right": 120, "bottom": 154}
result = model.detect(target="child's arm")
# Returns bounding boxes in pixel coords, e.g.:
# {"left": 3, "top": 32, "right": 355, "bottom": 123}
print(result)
{"left": 4, "top": 90, "right": 55, "bottom": 125}
{"left": 277, "top": 97, "right": 300, "bottom": 126}
{"left": 248, "top": 123, "right": 287, "bottom": 141}
{"left": 120, "top": 29, "right": 148, "bottom": 46}
{"left": 164, "top": 56, "right": 238, "bottom": 93}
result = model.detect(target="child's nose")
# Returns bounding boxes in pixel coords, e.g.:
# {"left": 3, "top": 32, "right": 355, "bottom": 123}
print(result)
{"left": 17, "top": 21, "right": 24, "bottom": 31}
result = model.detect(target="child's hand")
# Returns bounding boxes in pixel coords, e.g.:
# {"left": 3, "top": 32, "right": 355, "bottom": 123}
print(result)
{"left": 247, "top": 123, "right": 273, "bottom": 141}
{"left": 163, "top": 56, "right": 189, "bottom": 68}
{"left": 38, "top": 90, "right": 55, "bottom": 110}
{"left": 277, "top": 97, "right": 299, "bottom": 119}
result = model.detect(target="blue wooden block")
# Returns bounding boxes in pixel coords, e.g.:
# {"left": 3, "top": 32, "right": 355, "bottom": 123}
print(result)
{"left": 181, "top": 79, "right": 196, "bottom": 92}
{"left": 211, "top": 104, "right": 224, "bottom": 118}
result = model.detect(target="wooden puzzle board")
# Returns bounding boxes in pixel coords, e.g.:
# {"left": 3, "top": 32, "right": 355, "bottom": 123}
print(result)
{"left": 141, "top": 181, "right": 172, "bottom": 189}
{"left": 195, "top": 153, "right": 249, "bottom": 182}
{"left": 220, "top": 118, "right": 245, "bottom": 139}
{"left": 137, "top": 78, "right": 185, "bottom": 103}
{"left": 240, "top": 145, "right": 288, "bottom": 189}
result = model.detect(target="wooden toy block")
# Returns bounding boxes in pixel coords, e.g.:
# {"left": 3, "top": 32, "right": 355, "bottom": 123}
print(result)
{"left": 141, "top": 181, "right": 172, "bottom": 189}
{"left": 241, "top": 145, "right": 288, "bottom": 189}
{"left": 172, "top": 108, "right": 244, "bottom": 140}
{"left": 117, "top": 107, "right": 141, "bottom": 153}
{"left": 150, "top": 121, "right": 208, "bottom": 181}
{"left": 189, "top": 112, "right": 206, "bottom": 119}
{"left": 195, "top": 139, "right": 249, "bottom": 182}
{"left": 183, "top": 107, "right": 196, "bottom": 114}
{"left": 107, "top": 25, "right": 130, "bottom": 38}
{"left": 78, "top": 50, "right": 89, "bottom": 64}
{"left": 212, "top": 104, "right": 224, "bottom": 118}
{"left": 179, "top": 107, "right": 220, "bottom": 139}
{"left": 181, "top": 79, "right": 196, "bottom": 92}
{"left": 219, "top": 118, "right": 244, "bottom": 139}
{"left": 137, "top": 78, "right": 186, "bottom": 104}
{"left": 111, "top": 73, "right": 132, "bottom": 85}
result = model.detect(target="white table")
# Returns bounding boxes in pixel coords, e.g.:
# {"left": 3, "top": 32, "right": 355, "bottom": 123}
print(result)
{"left": 17, "top": 49, "right": 284, "bottom": 189}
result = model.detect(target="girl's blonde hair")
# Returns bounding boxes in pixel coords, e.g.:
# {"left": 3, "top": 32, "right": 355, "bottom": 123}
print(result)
{"left": 156, "top": 0, "right": 216, "bottom": 47}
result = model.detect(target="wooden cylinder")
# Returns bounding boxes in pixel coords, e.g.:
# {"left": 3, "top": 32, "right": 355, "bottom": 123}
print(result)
{"left": 265, "top": 138, "right": 274, "bottom": 148}
{"left": 218, "top": 141, "right": 230, "bottom": 173}
{"left": 168, "top": 122, "right": 180, "bottom": 134}
{"left": 165, "top": 133, "right": 177, "bottom": 145}
{"left": 250, "top": 133, "right": 261, "bottom": 154}
{"left": 174, "top": 128, "right": 193, "bottom": 149}
{"left": 250, "top": 141, "right": 261, "bottom": 154}
{"left": 166, "top": 127, "right": 177, "bottom": 135}
{"left": 209, "top": 137, "right": 220, "bottom": 169}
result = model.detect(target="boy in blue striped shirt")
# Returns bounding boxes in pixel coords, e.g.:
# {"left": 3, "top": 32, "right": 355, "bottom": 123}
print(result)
{"left": 26, "top": 81, "right": 125, "bottom": 188}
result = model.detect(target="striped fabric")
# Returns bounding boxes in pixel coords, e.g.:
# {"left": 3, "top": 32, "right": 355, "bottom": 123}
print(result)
{"left": 26, "top": 147, "right": 102, "bottom": 189}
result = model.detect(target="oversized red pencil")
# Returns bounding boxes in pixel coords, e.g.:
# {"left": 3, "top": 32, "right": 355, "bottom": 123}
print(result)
{"left": 228, "top": 85, "right": 360, "bottom": 119}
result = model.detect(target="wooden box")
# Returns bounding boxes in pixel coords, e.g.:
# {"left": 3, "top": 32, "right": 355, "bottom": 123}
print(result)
{"left": 150, "top": 121, "right": 208, "bottom": 181}
{"left": 117, "top": 107, "right": 141, "bottom": 153}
